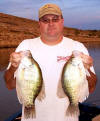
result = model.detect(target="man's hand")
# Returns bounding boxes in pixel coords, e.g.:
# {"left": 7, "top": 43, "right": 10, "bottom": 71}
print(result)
{"left": 79, "top": 52, "right": 93, "bottom": 69}
{"left": 72, "top": 50, "right": 93, "bottom": 69}
{"left": 10, "top": 51, "right": 24, "bottom": 68}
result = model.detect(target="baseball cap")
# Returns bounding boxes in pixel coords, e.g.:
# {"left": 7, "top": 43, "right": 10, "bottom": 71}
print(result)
{"left": 39, "top": 3, "right": 62, "bottom": 19}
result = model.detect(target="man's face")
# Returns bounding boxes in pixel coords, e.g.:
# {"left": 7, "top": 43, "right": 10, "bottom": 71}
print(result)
{"left": 39, "top": 14, "right": 64, "bottom": 38}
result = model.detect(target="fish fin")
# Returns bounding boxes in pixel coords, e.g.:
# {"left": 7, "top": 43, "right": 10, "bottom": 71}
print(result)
{"left": 57, "top": 79, "right": 66, "bottom": 98}
{"left": 24, "top": 105, "right": 36, "bottom": 119}
{"left": 37, "top": 81, "right": 46, "bottom": 101}
{"left": 16, "top": 68, "right": 24, "bottom": 104}
{"left": 66, "top": 104, "right": 79, "bottom": 117}
{"left": 16, "top": 84, "right": 23, "bottom": 104}
{"left": 78, "top": 79, "right": 89, "bottom": 103}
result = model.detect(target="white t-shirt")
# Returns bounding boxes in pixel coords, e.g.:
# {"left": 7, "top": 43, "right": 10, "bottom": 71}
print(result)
{"left": 14, "top": 37, "right": 91, "bottom": 121}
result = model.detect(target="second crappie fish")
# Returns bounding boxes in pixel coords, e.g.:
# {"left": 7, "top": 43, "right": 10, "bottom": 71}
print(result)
{"left": 14, "top": 50, "right": 43, "bottom": 119}
{"left": 61, "top": 51, "right": 89, "bottom": 116}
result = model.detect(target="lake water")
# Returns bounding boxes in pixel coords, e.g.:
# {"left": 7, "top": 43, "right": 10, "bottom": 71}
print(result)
{"left": 0, "top": 46, "right": 100, "bottom": 121}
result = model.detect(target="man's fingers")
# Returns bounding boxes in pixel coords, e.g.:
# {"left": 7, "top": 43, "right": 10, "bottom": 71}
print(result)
{"left": 11, "top": 62, "right": 20, "bottom": 68}
{"left": 10, "top": 51, "right": 24, "bottom": 68}
{"left": 81, "top": 53, "right": 93, "bottom": 67}
{"left": 72, "top": 50, "right": 93, "bottom": 69}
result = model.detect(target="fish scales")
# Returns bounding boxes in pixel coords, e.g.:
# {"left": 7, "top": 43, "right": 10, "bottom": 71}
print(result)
{"left": 15, "top": 50, "right": 43, "bottom": 119}
{"left": 61, "top": 54, "right": 89, "bottom": 116}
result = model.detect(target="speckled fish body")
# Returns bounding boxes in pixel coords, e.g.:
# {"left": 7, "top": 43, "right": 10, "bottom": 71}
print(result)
{"left": 61, "top": 55, "right": 89, "bottom": 116}
{"left": 15, "top": 51, "right": 43, "bottom": 119}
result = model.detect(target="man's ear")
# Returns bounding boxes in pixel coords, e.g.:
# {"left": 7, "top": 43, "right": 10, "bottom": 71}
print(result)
{"left": 62, "top": 18, "right": 64, "bottom": 24}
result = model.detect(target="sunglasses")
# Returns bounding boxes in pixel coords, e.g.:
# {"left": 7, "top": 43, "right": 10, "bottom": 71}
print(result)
{"left": 39, "top": 16, "right": 61, "bottom": 24}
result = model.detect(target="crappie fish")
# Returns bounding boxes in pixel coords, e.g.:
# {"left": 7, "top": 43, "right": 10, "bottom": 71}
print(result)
{"left": 14, "top": 50, "right": 43, "bottom": 119}
{"left": 61, "top": 51, "right": 89, "bottom": 116}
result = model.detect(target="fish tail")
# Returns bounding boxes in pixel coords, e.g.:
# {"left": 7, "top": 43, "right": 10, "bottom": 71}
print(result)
{"left": 24, "top": 105, "right": 36, "bottom": 119}
{"left": 66, "top": 104, "right": 80, "bottom": 117}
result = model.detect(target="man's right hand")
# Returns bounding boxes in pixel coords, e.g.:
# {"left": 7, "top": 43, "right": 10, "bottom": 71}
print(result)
{"left": 4, "top": 51, "right": 25, "bottom": 89}
{"left": 10, "top": 51, "right": 24, "bottom": 68}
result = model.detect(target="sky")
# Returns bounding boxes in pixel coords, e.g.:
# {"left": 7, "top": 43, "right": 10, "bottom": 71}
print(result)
{"left": 0, "top": 0, "right": 100, "bottom": 30}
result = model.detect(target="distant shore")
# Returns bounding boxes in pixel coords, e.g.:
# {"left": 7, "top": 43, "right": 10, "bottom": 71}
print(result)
{"left": 0, "top": 12, "right": 100, "bottom": 70}
{"left": 0, "top": 13, "right": 100, "bottom": 48}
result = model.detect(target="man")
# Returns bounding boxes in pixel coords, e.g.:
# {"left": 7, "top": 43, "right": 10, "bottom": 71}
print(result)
{"left": 4, "top": 3, "right": 97, "bottom": 121}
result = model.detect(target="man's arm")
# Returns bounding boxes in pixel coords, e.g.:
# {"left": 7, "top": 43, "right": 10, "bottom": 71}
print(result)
{"left": 4, "top": 66, "right": 17, "bottom": 90}
{"left": 80, "top": 52, "right": 97, "bottom": 93}
{"left": 86, "top": 69, "right": 97, "bottom": 93}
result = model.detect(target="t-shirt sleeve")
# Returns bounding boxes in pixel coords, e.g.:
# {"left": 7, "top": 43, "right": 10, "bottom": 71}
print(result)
{"left": 73, "top": 41, "right": 89, "bottom": 55}
{"left": 15, "top": 39, "right": 30, "bottom": 52}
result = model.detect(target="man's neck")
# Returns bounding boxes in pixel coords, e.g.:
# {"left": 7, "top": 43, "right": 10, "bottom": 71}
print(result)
{"left": 40, "top": 35, "right": 63, "bottom": 46}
